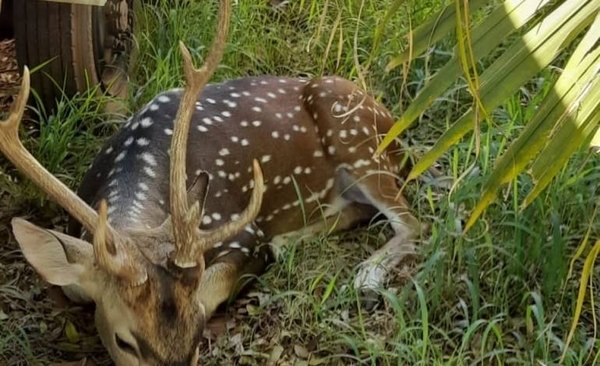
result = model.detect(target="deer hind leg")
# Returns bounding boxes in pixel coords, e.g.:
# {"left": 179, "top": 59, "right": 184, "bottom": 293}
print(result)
{"left": 339, "top": 169, "right": 421, "bottom": 295}
{"left": 269, "top": 201, "right": 378, "bottom": 259}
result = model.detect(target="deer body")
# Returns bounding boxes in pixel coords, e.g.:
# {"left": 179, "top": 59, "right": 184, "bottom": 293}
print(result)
{"left": 70, "top": 75, "right": 418, "bottom": 284}
{"left": 1, "top": 1, "right": 421, "bottom": 364}
{"left": 73, "top": 76, "right": 406, "bottom": 232}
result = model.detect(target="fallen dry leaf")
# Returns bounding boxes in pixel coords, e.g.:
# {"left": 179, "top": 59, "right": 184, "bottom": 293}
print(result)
{"left": 204, "top": 313, "right": 231, "bottom": 339}
{"left": 267, "top": 344, "right": 284, "bottom": 366}
{"left": 294, "top": 344, "right": 309, "bottom": 359}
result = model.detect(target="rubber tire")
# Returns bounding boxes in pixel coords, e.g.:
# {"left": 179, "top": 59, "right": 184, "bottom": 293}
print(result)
{"left": 0, "top": 0, "right": 14, "bottom": 39}
{"left": 13, "top": 0, "right": 119, "bottom": 112}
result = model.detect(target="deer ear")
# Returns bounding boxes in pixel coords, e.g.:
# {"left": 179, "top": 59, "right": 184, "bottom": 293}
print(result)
{"left": 11, "top": 218, "right": 95, "bottom": 288}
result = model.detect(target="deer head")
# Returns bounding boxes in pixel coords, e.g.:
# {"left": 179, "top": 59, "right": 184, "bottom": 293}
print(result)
{"left": 1, "top": 1, "right": 263, "bottom": 364}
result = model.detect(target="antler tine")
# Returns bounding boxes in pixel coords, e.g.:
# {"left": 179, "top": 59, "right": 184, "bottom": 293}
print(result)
{"left": 199, "top": 159, "right": 265, "bottom": 245}
{"left": 169, "top": 0, "right": 232, "bottom": 268}
{"left": 0, "top": 67, "right": 120, "bottom": 244}
{"left": 94, "top": 200, "right": 148, "bottom": 285}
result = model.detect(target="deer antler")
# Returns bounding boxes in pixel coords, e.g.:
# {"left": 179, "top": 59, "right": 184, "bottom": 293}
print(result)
{"left": 169, "top": 0, "right": 265, "bottom": 270}
{"left": 94, "top": 200, "right": 148, "bottom": 284}
{"left": 0, "top": 68, "right": 147, "bottom": 285}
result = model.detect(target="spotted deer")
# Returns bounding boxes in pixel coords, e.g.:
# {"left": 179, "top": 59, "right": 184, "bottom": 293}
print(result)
{"left": 1, "top": 0, "right": 422, "bottom": 364}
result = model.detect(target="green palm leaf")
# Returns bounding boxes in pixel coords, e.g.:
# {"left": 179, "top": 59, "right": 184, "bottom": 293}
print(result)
{"left": 409, "top": 0, "right": 598, "bottom": 185}
{"left": 379, "top": 0, "right": 599, "bottom": 226}
{"left": 377, "top": 0, "right": 554, "bottom": 156}
{"left": 464, "top": 4, "right": 600, "bottom": 229}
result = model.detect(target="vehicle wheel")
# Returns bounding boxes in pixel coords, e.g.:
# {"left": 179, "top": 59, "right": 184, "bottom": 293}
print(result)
{"left": 13, "top": 0, "right": 135, "bottom": 112}
{"left": 0, "top": 0, "right": 14, "bottom": 39}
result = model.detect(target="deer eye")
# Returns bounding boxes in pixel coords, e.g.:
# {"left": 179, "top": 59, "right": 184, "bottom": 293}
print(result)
{"left": 115, "top": 333, "right": 137, "bottom": 355}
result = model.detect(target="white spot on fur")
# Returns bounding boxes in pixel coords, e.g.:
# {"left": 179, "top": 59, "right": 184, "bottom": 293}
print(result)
{"left": 115, "top": 151, "right": 127, "bottom": 163}
{"left": 140, "top": 152, "right": 157, "bottom": 166}
{"left": 144, "top": 166, "right": 156, "bottom": 178}
{"left": 137, "top": 138, "right": 150, "bottom": 146}
{"left": 140, "top": 117, "right": 153, "bottom": 128}
{"left": 353, "top": 159, "right": 371, "bottom": 168}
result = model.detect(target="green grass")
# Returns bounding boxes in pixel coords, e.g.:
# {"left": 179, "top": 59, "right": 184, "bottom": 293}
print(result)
{"left": 1, "top": 0, "right": 600, "bottom": 365}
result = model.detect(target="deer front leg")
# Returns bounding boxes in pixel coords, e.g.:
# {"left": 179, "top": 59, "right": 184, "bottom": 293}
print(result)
{"left": 349, "top": 174, "right": 421, "bottom": 299}
{"left": 198, "top": 226, "right": 272, "bottom": 317}
{"left": 196, "top": 262, "right": 239, "bottom": 317}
